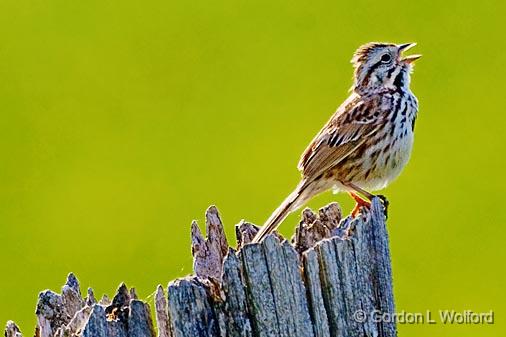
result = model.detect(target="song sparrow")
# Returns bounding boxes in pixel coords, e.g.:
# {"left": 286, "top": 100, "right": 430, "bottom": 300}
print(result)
{"left": 253, "top": 42, "right": 421, "bottom": 243}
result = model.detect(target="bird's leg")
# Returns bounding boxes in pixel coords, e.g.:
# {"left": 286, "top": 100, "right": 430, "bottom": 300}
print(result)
{"left": 349, "top": 192, "right": 371, "bottom": 217}
{"left": 343, "top": 182, "right": 389, "bottom": 218}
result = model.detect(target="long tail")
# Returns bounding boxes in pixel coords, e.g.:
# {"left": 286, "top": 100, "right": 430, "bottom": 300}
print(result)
{"left": 252, "top": 179, "right": 311, "bottom": 243}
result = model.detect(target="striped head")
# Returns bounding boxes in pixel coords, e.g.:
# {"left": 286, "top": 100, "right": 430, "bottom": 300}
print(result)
{"left": 351, "top": 42, "right": 421, "bottom": 94}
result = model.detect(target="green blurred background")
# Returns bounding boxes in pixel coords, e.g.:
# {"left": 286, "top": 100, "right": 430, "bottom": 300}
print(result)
{"left": 1, "top": 0, "right": 504, "bottom": 335}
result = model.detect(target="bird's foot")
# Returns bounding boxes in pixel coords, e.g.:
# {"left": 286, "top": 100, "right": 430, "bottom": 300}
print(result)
{"left": 351, "top": 202, "right": 371, "bottom": 217}
{"left": 375, "top": 194, "right": 389, "bottom": 219}
{"left": 349, "top": 192, "right": 371, "bottom": 217}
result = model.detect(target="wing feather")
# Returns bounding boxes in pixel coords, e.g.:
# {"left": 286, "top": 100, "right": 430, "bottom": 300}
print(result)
{"left": 298, "top": 94, "right": 384, "bottom": 180}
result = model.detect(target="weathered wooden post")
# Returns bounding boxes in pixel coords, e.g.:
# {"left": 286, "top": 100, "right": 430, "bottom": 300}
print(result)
{"left": 5, "top": 198, "right": 396, "bottom": 337}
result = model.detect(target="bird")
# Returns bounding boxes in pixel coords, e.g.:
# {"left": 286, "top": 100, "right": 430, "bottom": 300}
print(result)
{"left": 252, "top": 42, "right": 421, "bottom": 243}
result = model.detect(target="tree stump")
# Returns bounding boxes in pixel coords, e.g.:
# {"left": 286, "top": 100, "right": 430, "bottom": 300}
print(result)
{"left": 5, "top": 198, "right": 396, "bottom": 337}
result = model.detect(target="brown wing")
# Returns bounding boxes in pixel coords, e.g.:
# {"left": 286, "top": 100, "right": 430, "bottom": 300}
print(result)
{"left": 298, "top": 94, "right": 384, "bottom": 180}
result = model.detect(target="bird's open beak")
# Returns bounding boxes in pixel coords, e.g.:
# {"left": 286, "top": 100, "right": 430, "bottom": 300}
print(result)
{"left": 398, "top": 43, "right": 422, "bottom": 64}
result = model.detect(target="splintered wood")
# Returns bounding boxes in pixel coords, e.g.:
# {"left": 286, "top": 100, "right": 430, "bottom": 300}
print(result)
{"left": 6, "top": 198, "right": 396, "bottom": 337}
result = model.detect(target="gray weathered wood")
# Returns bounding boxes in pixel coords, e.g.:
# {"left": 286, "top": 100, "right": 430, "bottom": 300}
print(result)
{"left": 4, "top": 321, "right": 22, "bottom": 337}
{"left": 6, "top": 198, "right": 396, "bottom": 337}
{"left": 191, "top": 205, "right": 229, "bottom": 281}
{"left": 154, "top": 285, "right": 171, "bottom": 337}
{"left": 25, "top": 275, "right": 155, "bottom": 337}
{"left": 167, "top": 278, "right": 220, "bottom": 337}
{"left": 302, "top": 250, "right": 330, "bottom": 337}
{"left": 221, "top": 249, "right": 253, "bottom": 337}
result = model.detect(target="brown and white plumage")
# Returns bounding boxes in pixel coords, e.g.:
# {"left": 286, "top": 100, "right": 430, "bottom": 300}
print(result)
{"left": 253, "top": 42, "right": 421, "bottom": 243}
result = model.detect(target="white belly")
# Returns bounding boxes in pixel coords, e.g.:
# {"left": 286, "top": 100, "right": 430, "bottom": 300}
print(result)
{"left": 360, "top": 128, "right": 414, "bottom": 191}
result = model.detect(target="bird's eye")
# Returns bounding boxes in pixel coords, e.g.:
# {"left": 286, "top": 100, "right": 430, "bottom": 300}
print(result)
{"left": 380, "top": 54, "right": 392, "bottom": 63}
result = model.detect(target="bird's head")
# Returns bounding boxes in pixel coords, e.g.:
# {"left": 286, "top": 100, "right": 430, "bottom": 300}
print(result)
{"left": 351, "top": 42, "right": 421, "bottom": 94}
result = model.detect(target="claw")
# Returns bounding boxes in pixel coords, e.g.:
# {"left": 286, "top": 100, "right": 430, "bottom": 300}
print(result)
{"left": 376, "top": 194, "right": 389, "bottom": 219}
